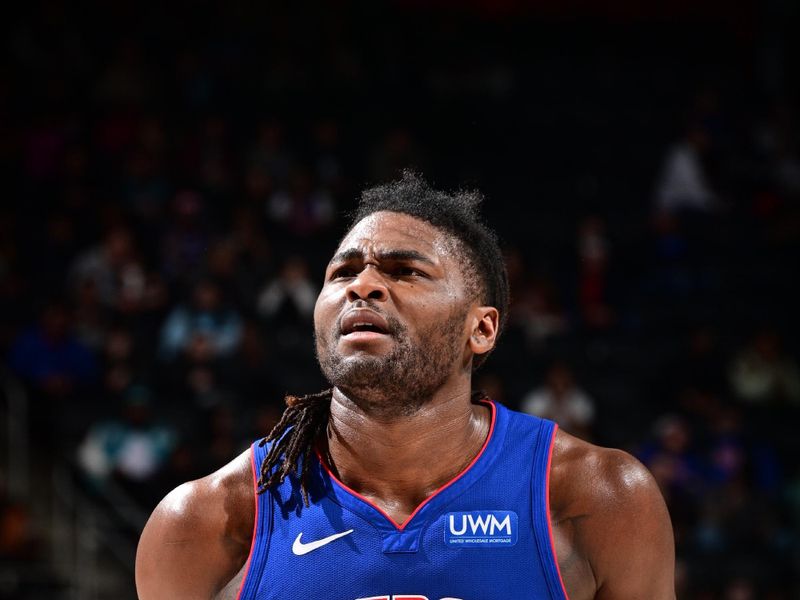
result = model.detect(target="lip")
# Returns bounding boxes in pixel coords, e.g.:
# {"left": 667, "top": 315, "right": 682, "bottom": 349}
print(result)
{"left": 339, "top": 309, "right": 391, "bottom": 337}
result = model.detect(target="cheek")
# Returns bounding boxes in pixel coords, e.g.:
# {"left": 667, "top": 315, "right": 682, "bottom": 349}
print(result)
{"left": 313, "top": 287, "right": 338, "bottom": 332}
{"left": 312, "top": 298, "right": 326, "bottom": 333}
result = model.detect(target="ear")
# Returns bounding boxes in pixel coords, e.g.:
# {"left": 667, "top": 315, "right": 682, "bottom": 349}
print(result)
{"left": 468, "top": 306, "right": 500, "bottom": 357}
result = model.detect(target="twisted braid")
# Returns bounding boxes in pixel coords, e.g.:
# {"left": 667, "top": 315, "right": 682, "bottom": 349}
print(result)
{"left": 256, "top": 389, "right": 332, "bottom": 506}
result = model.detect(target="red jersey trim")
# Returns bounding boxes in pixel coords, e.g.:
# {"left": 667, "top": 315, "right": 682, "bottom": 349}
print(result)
{"left": 545, "top": 424, "right": 570, "bottom": 599}
{"left": 235, "top": 448, "right": 260, "bottom": 600}
{"left": 317, "top": 399, "right": 497, "bottom": 531}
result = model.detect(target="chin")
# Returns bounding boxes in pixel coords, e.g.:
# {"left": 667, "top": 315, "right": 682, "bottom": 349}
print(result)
{"left": 326, "top": 353, "right": 390, "bottom": 386}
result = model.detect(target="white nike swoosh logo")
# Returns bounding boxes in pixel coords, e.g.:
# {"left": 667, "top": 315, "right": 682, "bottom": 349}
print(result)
{"left": 292, "top": 529, "right": 354, "bottom": 555}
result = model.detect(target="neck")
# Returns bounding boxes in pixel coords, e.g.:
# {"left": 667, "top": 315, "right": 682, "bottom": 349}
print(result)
{"left": 321, "top": 383, "right": 492, "bottom": 524}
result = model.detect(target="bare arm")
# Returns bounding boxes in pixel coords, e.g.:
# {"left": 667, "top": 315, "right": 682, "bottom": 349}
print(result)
{"left": 551, "top": 431, "right": 676, "bottom": 600}
{"left": 135, "top": 450, "right": 255, "bottom": 600}
{"left": 585, "top": 449, "right": 675, "bottom": 599}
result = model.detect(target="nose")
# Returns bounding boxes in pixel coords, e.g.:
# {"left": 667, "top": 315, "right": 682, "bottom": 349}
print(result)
{"left": 345, "top": 266, "right": 388, "bottom": 302}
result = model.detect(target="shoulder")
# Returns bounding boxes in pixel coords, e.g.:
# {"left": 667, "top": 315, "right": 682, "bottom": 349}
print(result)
{"left": 550, "top": 430, "right": 675, "bottom": 600}
{"left": 551, "top": 429, "right": 658, "bottom": 507}
{"left": 136, "top": 448, "right": 256, "bottom": 600}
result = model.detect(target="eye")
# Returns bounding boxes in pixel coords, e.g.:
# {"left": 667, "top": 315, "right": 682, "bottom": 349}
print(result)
{"left": 329, "top": 267, "right": 356, "bottom": 280}
{"left": 394, "top": 266, "right": 424, "bottom": 278}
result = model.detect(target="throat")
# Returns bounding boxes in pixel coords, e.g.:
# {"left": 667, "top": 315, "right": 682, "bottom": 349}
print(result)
{"left": 321, "top": 395, "right": 493, "bottom": 524}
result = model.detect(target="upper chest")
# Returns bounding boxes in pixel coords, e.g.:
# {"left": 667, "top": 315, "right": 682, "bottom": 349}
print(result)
{"left": 240, "top": 406, "right": 571, "bottom": 599}
{"left": 252, "top": 477, "right": 551, "bottom": 600}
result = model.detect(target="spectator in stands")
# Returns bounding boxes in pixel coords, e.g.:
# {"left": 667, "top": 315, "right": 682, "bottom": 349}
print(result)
{"left": 205, "top": 239, "right": 249, "bottom": 311}
{"left": 637, "top": 415, "right": 703, "bottom": 530}
{"left": 71, "top": 274, "right": 108, "bottom": 352}
{"left": 254, "top": 254, "right": 322, "bottom": 394}
{"left": 654, "top": 123, "right": 719, "bottom": 214}
{"left": 266, "top": 166, "right": 335, "bottom": 238}
{"left": 158, "top": 278, "right": 243, "bottom": 362}
{"left": 185, "top": 115, "right": 235, "bottom": 200}
{"left": 161, "top": 190, "right": 210, "bottom": 285}
{"left": 521, "top": 361, "right": 595, "bottom": 439}
{"left": 576, "top": 216, "right": 614, "bottom": 330}
{"left": 311, "top": 118, "right": 345, "bottom": 194}
{"left": 34, "top": 211, "right": 81, "bottom": 298}
{"left": 120, "top": 116, "right": 170, "bottom": 222}
{"left": 256, "top": 255, "right": 317, "bottom": 325}
{"left": 77, "top": 384, "right": 177, "bottom": 501}
{"left": 224, "top": 319, "right": 280, "bottom": 408}
{"left": 102, "top": 324, "right": 138, "bottom": 401}
{"left": 704, "top": 409, "right": 750, "bottom": 487}
{"left": 230, "top": 205, "right": 273, "bottom": 273}
{"left": 753, "top": 102, "right": 800, "bottom": 200}
{"left": 248, "top": 119, "right": 291, "bottom": 186}
{"left": 511, "top": 275, "right": 568, "bottom": 348}
{"left": 729, "top": 328, "right": 800, "bottom": 405}
{"left": 68, "top": 226, "right": 146, "bottom": 312}
{"left": 204, "top": 223, "right": 269, "bottom": 318}
{"left": 649, "top": 210, "right": 692, "bottom": 299}
{"left": 8, "top": 299, "right": 98, "bottom": 400}
{"left": 198, "top": 403, "right": 241, "bottom": 474}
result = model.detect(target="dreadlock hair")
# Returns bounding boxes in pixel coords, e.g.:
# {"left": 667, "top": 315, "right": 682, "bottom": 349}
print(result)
{"left": 256, "top": 171, "right": 510, "bottom": 505}
{"left": 257, "top": 389, "right": 332, "bottom": 506}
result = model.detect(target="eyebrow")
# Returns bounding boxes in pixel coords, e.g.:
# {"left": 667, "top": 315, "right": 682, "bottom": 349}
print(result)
{"left": 328, "top": 248, "right": 436, "bottom": 266}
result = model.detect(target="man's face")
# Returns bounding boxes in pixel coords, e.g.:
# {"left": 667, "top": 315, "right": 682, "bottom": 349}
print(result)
{"left": 314, "top": 211, "right": 474, "bottom": 415}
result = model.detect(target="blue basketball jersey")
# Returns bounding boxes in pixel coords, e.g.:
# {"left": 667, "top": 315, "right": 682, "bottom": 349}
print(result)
{"left": 236, "top": 400, "right": 569, "bottom": 600}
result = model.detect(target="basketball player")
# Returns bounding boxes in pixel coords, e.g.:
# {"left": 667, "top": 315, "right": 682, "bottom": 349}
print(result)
{"left": 136, "top": 172, "right": 675, "bottom": 599}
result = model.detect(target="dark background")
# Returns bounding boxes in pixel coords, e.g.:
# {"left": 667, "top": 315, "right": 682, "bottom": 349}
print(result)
{"left": 1, "top": 1, "right": 799, "bottom": 598}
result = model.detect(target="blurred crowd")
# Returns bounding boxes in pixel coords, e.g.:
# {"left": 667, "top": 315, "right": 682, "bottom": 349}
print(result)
{"left": 1, "top": 2, "right": 799, "bottom": 598}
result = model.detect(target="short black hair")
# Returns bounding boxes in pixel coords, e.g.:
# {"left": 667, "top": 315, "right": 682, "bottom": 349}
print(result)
{"left": 349, "top": 170, "right": 509, "bottom": 369}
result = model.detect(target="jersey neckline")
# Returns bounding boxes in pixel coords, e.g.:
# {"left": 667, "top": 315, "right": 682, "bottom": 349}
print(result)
{"left": 315, "top": 399, "right": 507, "bottom": 533}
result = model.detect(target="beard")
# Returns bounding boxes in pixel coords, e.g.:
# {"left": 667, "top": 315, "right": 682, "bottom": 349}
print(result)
{"left": 315, "top": 304, "right": 468, "bottom": 418}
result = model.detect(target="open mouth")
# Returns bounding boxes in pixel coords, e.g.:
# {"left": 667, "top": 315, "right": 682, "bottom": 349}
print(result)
{"left": 339, "top": 309, "right": 390, "bottom": 337}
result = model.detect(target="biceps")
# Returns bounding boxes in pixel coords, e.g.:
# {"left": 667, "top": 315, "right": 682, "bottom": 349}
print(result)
{"left": 592, "top": 499, "right": 676, "bottom": 599}
{"left": 136, "top": 521, "right": 231, "bottom": 599}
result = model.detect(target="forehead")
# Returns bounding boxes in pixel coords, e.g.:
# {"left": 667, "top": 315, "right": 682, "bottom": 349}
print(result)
{"left": 334, "top": 211, "right": 456, "bottom": 260}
